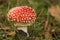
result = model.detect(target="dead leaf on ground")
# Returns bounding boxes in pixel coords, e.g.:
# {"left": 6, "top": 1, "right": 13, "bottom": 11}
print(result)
{"left": 48, "top": 5, "right": 60, "bottom": 21}
{"left": 6, "top": 31, "right": 15, "bottom": 36}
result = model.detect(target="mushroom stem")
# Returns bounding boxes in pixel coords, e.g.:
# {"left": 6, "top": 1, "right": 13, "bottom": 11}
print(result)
{"left": 17, "top": 26, "right": 29, "bottom": 37}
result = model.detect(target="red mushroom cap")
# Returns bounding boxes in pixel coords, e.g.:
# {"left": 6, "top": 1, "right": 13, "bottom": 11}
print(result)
{"left": 7, "top": 6, "right": 36, "bottom": 23}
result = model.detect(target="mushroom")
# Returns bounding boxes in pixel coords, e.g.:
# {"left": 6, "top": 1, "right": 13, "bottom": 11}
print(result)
{"left": 7, "top": 6, "right": 36, "bottom": 37}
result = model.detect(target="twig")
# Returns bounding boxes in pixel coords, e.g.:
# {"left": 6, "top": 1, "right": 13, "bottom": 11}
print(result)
{"left": 44, "top": 12, "right": 53, "bottom": 40}
{"left": 0, "top": 27, "right": 10, "bottom": 30}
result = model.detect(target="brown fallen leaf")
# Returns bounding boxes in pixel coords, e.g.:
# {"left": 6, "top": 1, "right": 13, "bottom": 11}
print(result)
{"left": 48, "top": 5, "right": 60, "bottom": 21}
{"left": 6, "top": 31, "right": 15, "bottom": 36}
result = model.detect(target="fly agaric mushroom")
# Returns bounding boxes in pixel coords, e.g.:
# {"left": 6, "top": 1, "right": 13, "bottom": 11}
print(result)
{"left": 7, "top": 6, "right": 36, "bottom": 37}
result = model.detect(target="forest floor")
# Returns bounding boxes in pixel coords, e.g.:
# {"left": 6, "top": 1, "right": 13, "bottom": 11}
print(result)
{"left": 0, "top": 0, "right": 60, "bottom": 40}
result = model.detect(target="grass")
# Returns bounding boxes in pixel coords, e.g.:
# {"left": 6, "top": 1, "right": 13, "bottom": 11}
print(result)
{"left": 0, "top": 0, "right": 60, "bottom": 40}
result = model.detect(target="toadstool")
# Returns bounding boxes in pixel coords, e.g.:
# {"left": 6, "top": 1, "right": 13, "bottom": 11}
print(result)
{"left": 7, "top": 6, "right": 36, "bottom": 37}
